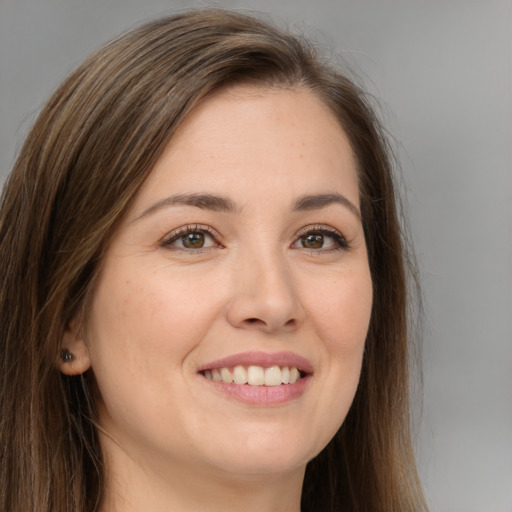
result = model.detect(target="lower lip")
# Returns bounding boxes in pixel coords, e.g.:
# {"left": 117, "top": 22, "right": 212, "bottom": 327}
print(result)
{"left": 201, "top": 376, "right": 311, "bottom": 406}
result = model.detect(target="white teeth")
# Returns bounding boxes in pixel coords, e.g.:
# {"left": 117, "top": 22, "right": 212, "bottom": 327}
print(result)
{"left": 289, "top": 367, "right": 300, "bottom": 384}
{"left": 220, "top": 367, "right": 233, "bottom": 384}
{"left": 247, "top": 365, "right": 265, "bottom": 385}
{"left": 233, "top": 365, "right": 247, "bottom": 384}
{"left": 264, "top": 366, "right": 282, "bottom": 386}
{"left": 204, "top": 365, "right": 303, "bottom": 386}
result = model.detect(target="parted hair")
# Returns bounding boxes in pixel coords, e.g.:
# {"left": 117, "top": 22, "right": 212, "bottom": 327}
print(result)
{"left": 0, "top": 9, "right": 427, "bottom": 512}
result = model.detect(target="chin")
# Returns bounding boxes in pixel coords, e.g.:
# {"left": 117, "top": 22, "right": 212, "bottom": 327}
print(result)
{"left": 198, "top": 424, "right": 327, "bottom": 478}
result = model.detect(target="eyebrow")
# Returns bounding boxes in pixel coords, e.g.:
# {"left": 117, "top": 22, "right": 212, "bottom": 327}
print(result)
{"left": 136, "top": 193, "right": 239, "bottom": 220}
{"left": 293, "top": 193, "right": 361, "bottom": 219}
{"left": 136, "top": 191, "right": 360, "bottom": 221}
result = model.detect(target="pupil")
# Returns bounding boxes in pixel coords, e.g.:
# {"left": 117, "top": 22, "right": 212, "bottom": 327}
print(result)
{"left": 303, "top": 233, "right": 323, "bottom": 249}
{"left": 182, "top": 232, "right": 204, "bottom": 248}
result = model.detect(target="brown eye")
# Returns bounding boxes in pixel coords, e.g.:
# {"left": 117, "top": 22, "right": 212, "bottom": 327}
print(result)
{"left": 181, "top": 232, "right": 206, "bottom": 249}
{"left": 301, "top": 233, "right": 324, "bottom": 249}
{"left": 163, "top": 226, "right": 218, "bottom": 251}
{"left": 292, "top": 226, "right": 349, "bottom": 252}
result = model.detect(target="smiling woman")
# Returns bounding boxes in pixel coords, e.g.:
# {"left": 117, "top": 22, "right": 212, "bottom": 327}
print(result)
{"left": 0, "top": 9, "right": 427, "bottom": 512}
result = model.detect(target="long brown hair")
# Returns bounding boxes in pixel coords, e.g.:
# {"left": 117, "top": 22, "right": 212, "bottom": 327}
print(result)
{"left": 0, "top": 9, "right": 427, "bottom": 511}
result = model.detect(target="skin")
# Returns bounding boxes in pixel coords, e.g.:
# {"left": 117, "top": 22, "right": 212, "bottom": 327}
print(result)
{"left": 61, "top": 86, "right": 373, "bottom": 512}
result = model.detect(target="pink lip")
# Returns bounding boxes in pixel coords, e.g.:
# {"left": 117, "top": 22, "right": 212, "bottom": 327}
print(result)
{"left": 197, "top": 351, "right": 313, "bottom": 406}
{"left": 197, "top": 351, "right": 314, "bottom": 374}
{"left": 203, "top": 377, "right": 311, "bottom": 406}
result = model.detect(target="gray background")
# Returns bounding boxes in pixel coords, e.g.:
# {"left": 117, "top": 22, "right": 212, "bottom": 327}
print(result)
{"left": 1, "top": 1, "right": 511, "bottom": 510}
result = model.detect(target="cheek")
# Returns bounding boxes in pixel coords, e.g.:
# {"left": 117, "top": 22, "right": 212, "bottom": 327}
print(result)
{"left": 83, "top": 263, "right": 226, "bottom": 437}
{"left": 307, "top": 265, "right": 371, "bottom": 413}
{"left": 294, "top": 266, "right": 372, "bottom": 457}
{"left": 86, "top": 266, "right": 222, "bottom": 370}
{"left": 308, "top": 266, "right": 373, "bottom": 353}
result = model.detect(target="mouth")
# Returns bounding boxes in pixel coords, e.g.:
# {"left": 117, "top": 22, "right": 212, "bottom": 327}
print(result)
{"left": 197, "top": 351, "right": 313, "bottom": 401}
{"left": 201, "top": 365, "right": 307, "bottom": 386}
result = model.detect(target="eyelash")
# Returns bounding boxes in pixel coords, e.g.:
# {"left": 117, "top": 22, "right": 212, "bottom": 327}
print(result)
{"left": 160, "top": 224, "right": 350, "bottom": 252}
{"left": 293, "top": 225, "right": 350, "bottom": 252}
{"left": 161, "top": 224, "right": 220, "bottom": 251}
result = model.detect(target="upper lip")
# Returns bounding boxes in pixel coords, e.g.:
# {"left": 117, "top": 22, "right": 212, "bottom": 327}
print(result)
{"left": 198, "top": 351, "right": 314, "bottom": 374}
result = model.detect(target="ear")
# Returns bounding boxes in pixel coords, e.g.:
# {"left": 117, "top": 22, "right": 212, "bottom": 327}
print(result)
{"left": 59, "top": 320, "right": 91, "bottom": 376}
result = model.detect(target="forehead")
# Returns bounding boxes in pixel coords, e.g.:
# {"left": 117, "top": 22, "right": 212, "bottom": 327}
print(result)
{"left": 130, "top": 85, "right": 359, "bottom": 214}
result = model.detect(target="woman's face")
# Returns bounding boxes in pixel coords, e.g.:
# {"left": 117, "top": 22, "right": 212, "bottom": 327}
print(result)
{"left": 74, "top": 86, "right": 372, "bottom": 481}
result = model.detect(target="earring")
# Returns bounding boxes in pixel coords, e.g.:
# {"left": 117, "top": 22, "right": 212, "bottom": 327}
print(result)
{"left": 61, "top": 349, "right": 74, "bottom": 363}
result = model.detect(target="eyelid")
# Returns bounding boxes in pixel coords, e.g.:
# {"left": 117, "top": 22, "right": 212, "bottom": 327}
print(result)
{"left": 160, "top": 224, "right": 222, "bottom": 250}
{"left": 292, "top": 224, "right": 350, "bottom": 251}
{"left": 159, "top": 223, "right": 349, "bottom": 252}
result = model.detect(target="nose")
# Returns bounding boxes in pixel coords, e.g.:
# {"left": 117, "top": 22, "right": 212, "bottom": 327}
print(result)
{"left": 226, "top": 248, "right": 305, "bottom": 333}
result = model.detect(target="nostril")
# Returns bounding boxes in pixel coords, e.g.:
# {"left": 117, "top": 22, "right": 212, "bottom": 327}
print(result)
{"left": 242, "top": 317, "right": 270, "bottom": 328}
{"left": 242, "top": 317, "right": 298, "bottom": 330}
{"left": 246, "top": 318, "right": 263, "bottom": 324}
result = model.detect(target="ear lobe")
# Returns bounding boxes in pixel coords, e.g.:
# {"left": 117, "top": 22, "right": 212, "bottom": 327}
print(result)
{"left": 59, "top": 322, "right": 91, "bottom": 375}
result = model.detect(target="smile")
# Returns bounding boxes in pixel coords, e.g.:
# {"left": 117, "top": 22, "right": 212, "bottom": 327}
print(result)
{"left": 202, "top": 365, "right": 303, "bottom": 386}
{"left": 197, "top": 351, "right": 312, "bottom": 405}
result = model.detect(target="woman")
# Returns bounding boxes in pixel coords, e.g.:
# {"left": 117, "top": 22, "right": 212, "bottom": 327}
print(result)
{"left": 0, "top": 9, "right": 427, "bottom": 512}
